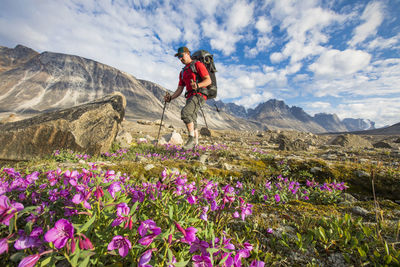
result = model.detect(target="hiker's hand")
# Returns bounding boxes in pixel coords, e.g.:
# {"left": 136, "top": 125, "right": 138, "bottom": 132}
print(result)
{"left": 164, "top": 93, "right": 172, "bottom": 103}
{"left": 190, "top": 79, "right": 198, "bottom": 90}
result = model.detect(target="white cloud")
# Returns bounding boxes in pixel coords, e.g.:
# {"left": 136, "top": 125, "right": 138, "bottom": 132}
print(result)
{"left": 367, "top": 34, "right": 400, "bottom": 51}
{"left": 336, "top": 97, "right": 400, "bottom": 127}
{"left": 309, "top": 49, "right": 371, "bottom": 76}
{"left": 348, "top": 1, "right": 384, "bottom": 47}
{"left": 307, "top": 101, "right": 332, "bottom": 109}
{"left": 255, "top": 16, "right": 272, "bottom": 33}
{"left": 234, "top": 91, "right": 274, "bottom": 108}
{"left": 226, "top": 1, "right": 254, "bottom": 31}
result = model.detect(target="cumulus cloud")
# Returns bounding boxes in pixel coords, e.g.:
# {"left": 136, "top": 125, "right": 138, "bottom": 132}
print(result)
{"left": 309, "top": 49, "right": 371, "bottom": 76}
{"left": 348, "top": 1, "right": 384, "bottom": 47}
{"left": 0, "top": 0, "right": 399, "bottom": 127}
{"left": 255, "top": 16, "right": 272, "bottom": 33}
{"left": 234, "top": 91, "right": 274, "bottom": 108}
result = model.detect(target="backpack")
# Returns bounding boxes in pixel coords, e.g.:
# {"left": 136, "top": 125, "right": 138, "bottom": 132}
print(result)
{"left": 187, "top": 50, "right": 218, "bottom": 99}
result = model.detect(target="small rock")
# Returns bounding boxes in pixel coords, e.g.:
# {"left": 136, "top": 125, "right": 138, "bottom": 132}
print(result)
{"left": 340, "top": 193, "right": 358, "bottom": 203}
{"left": 310, "top": 167, "right": 323, "bottom": 174}
{"left": 137, "top": 137, "right": 148, "bottom": 144}
{"left": 144, "top": 164, "right": 155, "bottom": 171}
{"left": 199, "top": 154, "right": 208, "bottom": 164}
{"left": 373, "top": 141, "right": 392, "bottom": 149}
{"left": 352, "top": 206, "right": 369, "bottom": 216}
{"left": 116, "top": 130, "right": 133, "bottom": 149}
{"left": 354, "top": 170, "right": 370, "bottom": 178}
{"left": 223, "top": 163, "right": 232, "bottom": 171}
{"left": 200, "top": 127, "right": 212, "bottom": 137}
{"left": 137, "top": 120, "right": 153, "bottom": 125}
{"left": 162, "top": 131, "right": 183, "bottom": 146}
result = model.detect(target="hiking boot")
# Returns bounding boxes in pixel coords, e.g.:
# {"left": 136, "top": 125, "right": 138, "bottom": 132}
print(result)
{"left": 183, "top": 135, "right": 195, "bottom": 150}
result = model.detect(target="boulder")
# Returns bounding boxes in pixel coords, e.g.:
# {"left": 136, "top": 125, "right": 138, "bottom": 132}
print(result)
{"left": 161, "top": 131, "right": 184, "bottom": 146}
{"left": 115, "top": 129, "right": 133, "bottom": 149}
{"left": 278, "top": 134, "right": 309, "bottom": 151}
{"left": 373, "top": 141, "right": 392, "bottom": 149}
{"left": 329, "top": 134, "right": 373, "bottom": 149}
{"left": 0, "top": 92, "right": 126, "bottom": 160}
{"left": 200, "top": 127, "right": 212, "bottom": 137}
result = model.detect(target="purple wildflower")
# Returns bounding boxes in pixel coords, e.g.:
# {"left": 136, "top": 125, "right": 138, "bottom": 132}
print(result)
{"left": 107, "top": 235, "right": 132, "bottom": 257}
{"left": 274, "top": 194, "right": 281, "bottom": 203}
{"left": 44, "top": 219, "right": 74, "bottom": 249}
{"left": 138, "top": 220, "right": 161, "bottom": 246}
{"left": 0, "top": 195, "right": 24, "bottom": 226}
{"left": 250, "top": 260, "right": 265, "bottom": 267}
{"left": 108, "top": 182, "right": 121, "bottom": 199}
{"left": 139, "top": 248, "right": 156, "bottom": 267}
{"left": 0, "top": 238, "right": 8, "bottom": 255}
{"left": 192, "top": 255, "right": 212, "bottom": 267}
{"left": 18, "top": 253, "right": 40, "bottom": 267}
{"left": 111, "top": 203, "right": 130, "bottom": 227}
{"left": 234, "top": 249, "right": 250, "bottom": 267}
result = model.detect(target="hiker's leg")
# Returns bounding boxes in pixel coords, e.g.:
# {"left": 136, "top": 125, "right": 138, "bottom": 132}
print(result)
{"left": 181, "top": 97, "right": 196, "bottom": 136}
{"left": 194, "top": 129, "right": 199, "bottom": 145}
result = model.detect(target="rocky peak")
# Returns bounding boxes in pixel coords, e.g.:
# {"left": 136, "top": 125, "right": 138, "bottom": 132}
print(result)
{"left": 342, "top": 118, "right": 375, "bottom": 131}
{"left": 314, "top": 113, "right": 347, "bottom": 132}
{"left": 289, "top": 106, "right": 314, "bottom": 122}
{"left": 0, "top": 44, "right": 39, "bottom": 73}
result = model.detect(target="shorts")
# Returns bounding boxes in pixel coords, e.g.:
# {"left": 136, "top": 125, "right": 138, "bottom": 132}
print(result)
{"left": 181, "top": 95, "right": 205, "bottom": 129}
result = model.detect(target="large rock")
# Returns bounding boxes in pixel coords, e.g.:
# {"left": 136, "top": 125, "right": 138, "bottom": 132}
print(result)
{"left": 329, "top": 134, "right": 373, "bottom": 149}
{"left": 0, "top": 92, "right": 126, "bottom": 160}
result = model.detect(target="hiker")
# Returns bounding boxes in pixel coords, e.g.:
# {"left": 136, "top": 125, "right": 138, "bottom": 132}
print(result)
{"left": 164, "top": 46, "right": 211, "bottom": 150}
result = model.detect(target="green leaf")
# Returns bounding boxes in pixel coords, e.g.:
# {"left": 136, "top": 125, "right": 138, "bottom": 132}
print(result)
{"left": 129, "top": 201, "right": 140, "bottom": 216}
{"left": 71, "top": 248, "right": 81, "bottom": 266}
{"left": 78, "top": 214, "right": 97, "bottom": 234}
{"left": 357, "top": 247, "right": 367, "bottom": 258}
{"left": 384, "top": 255, "right": 393, "bottom": 264}
{"left": 373, "top": 250, "right": 381, "bottom": 258}
{"left": 384, "top": 241, "right": 390, "bottom": 256}
{"left": 79, "top": 253, "right": 92, "bottom": 267}
{"left": 318, "top": 227, "right": 327, "bottom": 242}
{"left": 169, "top": 205, "right": 174, "bottom": 220}
{"left": 39, "top": 256, "right": 53, "bottom": 267}
{"left": 174, "top": 259, "right": 190, "bottom": 267}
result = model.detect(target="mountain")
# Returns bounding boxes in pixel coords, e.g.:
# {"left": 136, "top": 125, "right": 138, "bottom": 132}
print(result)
{"left": 342, "top": 118, "right": 375, "bottom": 131}
{"left": 0, "top": 45, "right": 260, "bottom": 130}
{"left": 313, "top": 113, "right": 348, "bottom": 132}
{"left": 0, "top": 44, "right": 380, "bottom": 133}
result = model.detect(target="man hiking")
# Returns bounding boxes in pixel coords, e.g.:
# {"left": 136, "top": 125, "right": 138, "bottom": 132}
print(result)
{"left": 164, "top": 46, "right": 211, "bottom": 150}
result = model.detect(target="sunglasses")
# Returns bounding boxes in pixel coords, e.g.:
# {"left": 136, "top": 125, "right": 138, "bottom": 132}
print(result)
{"left": 178, "top": 53, "right": 184, "bottom": 59}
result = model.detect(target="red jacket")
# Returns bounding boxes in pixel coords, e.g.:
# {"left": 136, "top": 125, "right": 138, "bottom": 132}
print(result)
{"left": 179, "top": 61, "right": 209, "bottom": 100}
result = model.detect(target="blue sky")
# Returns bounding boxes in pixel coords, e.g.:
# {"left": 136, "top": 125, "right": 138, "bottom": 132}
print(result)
{"left": 0, "top": 0, "right": 399, "bottom": 127}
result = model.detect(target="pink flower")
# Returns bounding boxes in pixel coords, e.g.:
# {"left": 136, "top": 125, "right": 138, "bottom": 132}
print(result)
{"left": 108, "top": 182, "right": 121, "bottom": 199}
{"left": 107, "top": 235, "right": 132, "bottom": 257}
{"left": 192, "top": 255, "right": 212, "bottom": 267}
{"left": 0, "top": 195, "right": 24, "bottom": 226}
{"left": 44, "top": 219, "right": 74, "bottom": 249}
{"left": 139, "top": 248, "right": 156, "bottom": 267}
{"left": 0, "top": 238, "right": 8, "bottom": 255}
{"left": 18, "top": 254, "right": 40, "bottom": 267}
{"left": 138, "top": 220, "right": 161, "bottom": 246}
{"left": 234, "top": 249, "right": 250, "bottom": 267}
{"left": 175, "top": 222, "right": 197, "bottom": 244}
{"left": 274, "top": 194, "right": 281, "bottom": 203}
{"left": 78, "top": 234, "right": 94, "bottom": 250}
{"left": 250, "top": 260, "right": 265, "bottom": 267}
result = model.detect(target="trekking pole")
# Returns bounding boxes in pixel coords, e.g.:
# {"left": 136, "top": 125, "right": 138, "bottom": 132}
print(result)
{"left": 196, "top": 94, "right": 214, "bottom": 144}
{"left": 156, "top": 95, "right": 168, "bottom": 147}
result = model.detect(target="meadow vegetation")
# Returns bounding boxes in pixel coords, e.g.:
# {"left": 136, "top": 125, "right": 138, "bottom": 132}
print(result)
{"left": 0, "top": 141, "right": 399, "bottom": 266}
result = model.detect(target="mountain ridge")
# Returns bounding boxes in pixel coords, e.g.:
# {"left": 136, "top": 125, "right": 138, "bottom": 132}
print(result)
{"left": 0, "top": 44, "right": 385, "bottom": 133}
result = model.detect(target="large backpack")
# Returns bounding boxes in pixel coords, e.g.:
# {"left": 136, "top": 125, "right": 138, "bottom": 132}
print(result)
{"left": 189, "top": 50, "right": 218, "bottom": 99}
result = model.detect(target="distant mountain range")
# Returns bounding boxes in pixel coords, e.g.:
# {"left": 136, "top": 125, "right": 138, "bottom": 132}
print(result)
{"left": 0, "top": 44, "right": 383, "bottom": 133}
{"left": 209, "top": 99, "right": 375, "bottom": 133}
